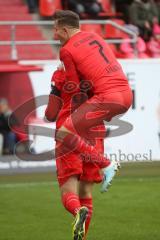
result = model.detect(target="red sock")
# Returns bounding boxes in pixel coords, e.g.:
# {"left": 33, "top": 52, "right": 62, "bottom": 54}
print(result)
{"left": 63, "top": 134, "right": 110, "bottom": 168}
{"left": 62, "top": 192, "right": 81, "bottom": 216}
{"left": 80, "top": 198, "right": 93, "bottom": 235}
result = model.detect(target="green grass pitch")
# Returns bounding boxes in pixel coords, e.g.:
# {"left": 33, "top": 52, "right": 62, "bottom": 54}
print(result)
{"left": 0, "top": 161, "right": 160, "bottom": 240}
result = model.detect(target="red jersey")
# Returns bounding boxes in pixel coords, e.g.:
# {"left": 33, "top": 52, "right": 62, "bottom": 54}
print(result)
{"left": 60, "top": 31, "right": 129, "bottom": 94}
{"left": 45, "top": 70, "right": 105, "bottom": 132}
{"left": 56, "top": 87, "right": 78, "bottom": 129}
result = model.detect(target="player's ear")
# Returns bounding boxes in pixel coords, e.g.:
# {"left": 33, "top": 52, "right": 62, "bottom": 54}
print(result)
{"left": 63, "top": 27, "right": 70, "bottom": 39}
{"left": 61, "top": 26, "right": 65, "bottom": 31}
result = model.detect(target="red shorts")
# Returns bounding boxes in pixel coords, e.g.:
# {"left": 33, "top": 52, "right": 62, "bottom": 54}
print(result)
{"left": 55, "top": 138, "right": 104, "bottom": 187}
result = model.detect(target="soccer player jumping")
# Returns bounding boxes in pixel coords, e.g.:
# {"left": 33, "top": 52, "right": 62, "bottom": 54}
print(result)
{"left": 53, "top": 10, "right": 132, "bottom": 188}
{"left": 46, "top": 10, "right": 133, "bottom": 240}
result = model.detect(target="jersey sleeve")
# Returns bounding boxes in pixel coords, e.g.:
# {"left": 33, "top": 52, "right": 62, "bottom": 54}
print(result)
{"left": 60, "top": 48, "right": 80, "bottom": 85}
{"left": 45, "top": 94, "right": 63, "bottom": 122}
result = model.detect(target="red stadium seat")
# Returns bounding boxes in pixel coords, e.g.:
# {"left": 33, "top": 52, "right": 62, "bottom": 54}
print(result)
{"left": 17, "top": 45, "right": 57, "bottom": 60}
{"left": 104, "top": 19, "right": 126, "bottom": 39}
{"left": 99, "top": 0, "right": 113, "bottom": 13}
{"left": 0, "top": 45, "right": 57, "bottom": 61}
{"left": 0, "top": 0, "right": 58, "bottom": 134}
{"left": 97, "top": 0, "right": 123, "bottom": 19}
{"left": 0, "top": 0, "right": 57, "bottom": 60}
{"left": 80, "top": 24, "right": 104, "bottom": 37}
{"left": 0, "top": 6, "right": 28, "bottom": 13}
{"left": 39, "top": 0, "right": 62, "bottom": 17}
{"left": 0, "top": 46, "right": 11, "bottom": 61}
{"left": 0, "top": 0, "right": 23, "bottom": 5}
{"left": 0, "top": 31, "right": 43, "bottom": 42}
{"left": 108, "top": 44, "right": 125, "bottom": 58}
{"left": 0, "top": 14, "right": 32, "bottom": 21}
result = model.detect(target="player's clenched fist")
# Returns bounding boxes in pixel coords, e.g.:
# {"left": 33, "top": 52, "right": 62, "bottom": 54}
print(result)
{"left": 51, "top": 66, "right": 66, "bottom": 92}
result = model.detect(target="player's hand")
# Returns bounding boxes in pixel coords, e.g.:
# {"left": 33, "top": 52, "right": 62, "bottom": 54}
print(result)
{"left": 51, "top": 69, "right": 66, "bottom": 91}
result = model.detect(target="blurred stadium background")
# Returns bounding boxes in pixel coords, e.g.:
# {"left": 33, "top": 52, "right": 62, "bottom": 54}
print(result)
{"left": 0, "top": 0, "right": 160, "bottom": 239}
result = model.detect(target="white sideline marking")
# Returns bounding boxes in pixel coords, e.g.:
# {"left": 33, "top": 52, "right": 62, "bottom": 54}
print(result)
{"left": 0, "top": 181, "right": 58, "bottom": 189}
{"left": 0, "top": 177, "right": 158, "bottom": 189}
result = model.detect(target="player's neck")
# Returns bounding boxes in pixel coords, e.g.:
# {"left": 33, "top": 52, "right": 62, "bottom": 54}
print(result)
{"left": 62, "top": 29, "right": 81, "bottom": 46}
{"left": 69, "top": 29, "right": 81, "bottom": 39}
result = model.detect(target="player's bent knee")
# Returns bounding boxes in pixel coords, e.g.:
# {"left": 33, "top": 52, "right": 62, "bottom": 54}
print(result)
{"left": 60, "top": 175, "right": 79, "bottom": 195}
